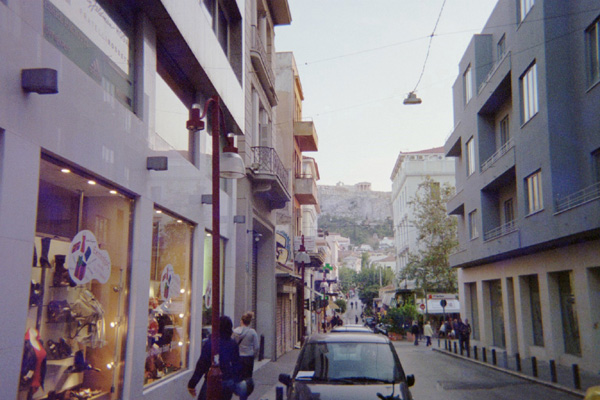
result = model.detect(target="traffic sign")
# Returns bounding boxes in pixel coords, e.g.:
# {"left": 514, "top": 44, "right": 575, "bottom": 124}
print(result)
{"left": 440, "top": 299, "right": 447, "bottom": 308}
{"left": 420, "top": 304, "right": 426, "bottom": 310}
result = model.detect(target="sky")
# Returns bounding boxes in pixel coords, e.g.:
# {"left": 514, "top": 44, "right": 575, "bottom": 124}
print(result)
{"left": 275, "top": 0, "right": 500, "bottom": 192}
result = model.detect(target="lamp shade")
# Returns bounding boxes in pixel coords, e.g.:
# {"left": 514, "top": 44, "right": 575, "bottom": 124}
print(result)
{"left": 296, "top": 251, "right": 311, "bottom": 265}
{"left": 403, "top": 91, "right": 422, "bottom": 105}
{"left": 220, "top": 151, "right": 246, "bottom": 179}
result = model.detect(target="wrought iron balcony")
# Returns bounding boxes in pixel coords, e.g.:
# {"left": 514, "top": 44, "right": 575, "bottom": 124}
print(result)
{"left": 248, "top": 146, "right": 290, "bottom": 209}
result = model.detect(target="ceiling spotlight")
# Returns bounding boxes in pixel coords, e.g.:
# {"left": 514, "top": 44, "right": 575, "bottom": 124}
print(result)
{"left": 403, "top": 91, "right": 422, "bottom": 105}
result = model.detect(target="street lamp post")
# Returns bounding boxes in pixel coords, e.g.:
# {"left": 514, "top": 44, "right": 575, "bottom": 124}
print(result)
{"left": 187, "top": 96, "right": 245, "bottom": 400}
{"left": 296, "top": 235, "right": 311, "bottom": 342}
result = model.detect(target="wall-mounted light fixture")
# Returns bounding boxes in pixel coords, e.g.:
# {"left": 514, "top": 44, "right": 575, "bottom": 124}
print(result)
{"left": 21, "top": 68, "right": 58, "bottom": 94}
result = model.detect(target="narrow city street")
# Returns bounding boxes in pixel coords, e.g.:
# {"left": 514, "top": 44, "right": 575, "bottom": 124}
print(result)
{"left": 394, "top": 340, "right": 582, "bottom": 400}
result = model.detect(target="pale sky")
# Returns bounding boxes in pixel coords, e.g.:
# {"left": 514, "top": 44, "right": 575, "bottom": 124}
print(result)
{"left": 275, "top": 0, "right": 500, "bottom": 192}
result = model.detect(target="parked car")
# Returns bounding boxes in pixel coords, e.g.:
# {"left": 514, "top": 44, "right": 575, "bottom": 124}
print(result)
{"left": 279, "top": 332, "right": 415, "bottom": 400}
{"left": 331, "top": 324, "right": 374, "bottom": 333}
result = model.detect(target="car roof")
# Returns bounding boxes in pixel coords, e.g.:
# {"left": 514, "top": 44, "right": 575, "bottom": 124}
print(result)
{"left": 306, "top": 332, "right": 390, "bottom": 344}
{"left": 330, "top": 325, "right": 372, "bottom": 332}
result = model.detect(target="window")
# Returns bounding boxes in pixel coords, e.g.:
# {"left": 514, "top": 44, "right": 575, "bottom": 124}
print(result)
{"left": 22, "top": 156, "right": 133, "bottom": 398}
{"left": 586, "top": 17, "right": 600, "bottom": 86}
{"left": 526, "top": 170, "right": 543, "bottom": 214}
{"left": 526, "top": 275, "right": 544, "bottom": 346}
{"left": 489, "top": 279, "right": 506, "bottom": 348}
{"left": 145, "top": 209, "right": 193, "bottom": 385}
{"left": 497, "top": 34, "right": 506, "bottom": 60}
{"left": 521, "top": 63, "right": 539, "bottom": 123}
{"left": 202, "top": 0, "right": 242, "bottom": 82}
{"left": 500, "top": 115, "right": 510, "bottom": 147}
{"left": 463, "top": 64, "right": 473, "bottom": 104}
{"left": 519, "top": 0, "right": 534, "bottom": 22}
{"left": 503, "top": 198, "right": 514, "bottom": 225}
{"left": 554, "top": 271, "right": 581, "bottom": 356}
{"left": 469, "top": 209, "right": 479, "bottom": 239}
{"left": 593, "top": 148, "right": 600, "bottom": 182}
{"left": 466, "top": 137, "right": 476, "bottom": 176}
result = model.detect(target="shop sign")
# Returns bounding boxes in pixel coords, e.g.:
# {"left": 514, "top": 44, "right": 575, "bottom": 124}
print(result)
{"left": 68, "top": 230, "right": 111, "bottom": 284}
{"left": 160, "top": 264, "right": 181, "bottom": 301}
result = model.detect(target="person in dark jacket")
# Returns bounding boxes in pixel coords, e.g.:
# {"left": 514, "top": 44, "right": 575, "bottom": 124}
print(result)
{"left": 188, "top": 316, "right": 241, "bottom": 400}
{"left": 411, "top": 321, "right": 420, "bottom": 345}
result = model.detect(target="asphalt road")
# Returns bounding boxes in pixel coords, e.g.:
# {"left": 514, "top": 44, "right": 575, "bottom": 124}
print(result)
{"left": 393, "top": 340, "right": 582, "bottom": 400}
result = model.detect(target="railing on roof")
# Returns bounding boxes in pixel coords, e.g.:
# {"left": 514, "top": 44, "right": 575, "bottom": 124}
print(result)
{"left": 480, "top": 138, "right": 515, "bottom": 173}
{"left": 555, "top": 181, "right": 600, "bottom": 213}
{"left": 483, "top": 220, "right": 518, "bottom": 242}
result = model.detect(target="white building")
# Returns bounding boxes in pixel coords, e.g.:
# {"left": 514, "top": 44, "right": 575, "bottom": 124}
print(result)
{"left": 390, "top": 147, "right": 455, "bottom": 277}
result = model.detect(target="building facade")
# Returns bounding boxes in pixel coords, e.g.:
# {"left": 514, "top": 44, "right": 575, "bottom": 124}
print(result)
{"left": 445, "top": 0, "right": 600, "bottom": 373}
{"left": 274, "top": 51, "right": 321, "bottom": 348}
{"left": 234, "top": 0, "right": 291, "bottom": 361}
{"left": 2, "top": 0, "right": 248, "bottom": 399}
{"left": 390, "top": 147, "right": 456, "bottom": 279}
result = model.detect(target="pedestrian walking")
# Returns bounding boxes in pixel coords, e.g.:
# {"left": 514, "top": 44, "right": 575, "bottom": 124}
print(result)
{"left": 232, "top": 312, "right": 259, "bottom": 399}
{"left": 424, "top": 320, "right": 433, "bottom": 347}
{"left": 355, "top": 315, "right": 358, "bottom": 324}
{"left": 411, "top": 321, "right": 420, "bottom": 346}
{"left": 188, "top": 316, "right": 241, "bottom": 400}
{"left": 458, "top": 318, "right": 472, "bottom": 357}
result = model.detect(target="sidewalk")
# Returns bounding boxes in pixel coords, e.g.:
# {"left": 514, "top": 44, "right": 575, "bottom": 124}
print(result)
{"left": 248, "top": 348, "right": 300, "bottom": 400}
{"left": 433, "top": 338, "right": 600, "bottom": 398}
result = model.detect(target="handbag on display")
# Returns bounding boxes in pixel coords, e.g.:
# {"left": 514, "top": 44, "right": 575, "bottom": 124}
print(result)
{"left": 47, "top": 300, "right": 74, "bottom": 323}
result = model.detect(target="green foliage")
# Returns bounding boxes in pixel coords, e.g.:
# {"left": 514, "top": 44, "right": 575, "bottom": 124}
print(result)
{"left": 358, "top": 285, "right": 379, "bottom": 308}
{"left": 334, "top": 298, "right": 347, "bottom": 314}
{"left": 338, "top": 267, "right": 357, "bottom": 294}
{"left": 383, "top": 304, "right": 419, "bottom": 333}
{"left": 318, "top": 215, "right": 393, "bottom": 247}
{"left": 403, "top": 177, "right": 458, "bottom": 294}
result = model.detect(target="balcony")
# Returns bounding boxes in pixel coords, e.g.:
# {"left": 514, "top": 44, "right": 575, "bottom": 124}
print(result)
{"left": 295, "top": 174, "right": 318, "bottom": 205}
{"left": 250, "top": 25, "right": 277, "bottom": 106}
{"left": 294, "top": 121, "right": 318, "bottom": 152}
{"left": 481, "top": 138, "right": 514, "bottom": 173}
{"left": 555, "top": 181, "right": 600, "bottom": 214}
{"left": 483, "top": 220, "right": 518, "bottom": 242}
{"left": 248, "top": 146, "right": 290, "bottom": 209}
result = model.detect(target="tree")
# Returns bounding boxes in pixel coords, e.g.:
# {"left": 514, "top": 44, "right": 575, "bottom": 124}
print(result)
{"left": 338, "top": 266, "right": 357, "bottom": 294}
{"left": 334, "top": 298, "right": 347, "bottom": 314}
{"left": 355, "top": 265, "right": 393, "bottom": 307}
{"left": 403, "top": 177, "right": 458, "bottom": 294}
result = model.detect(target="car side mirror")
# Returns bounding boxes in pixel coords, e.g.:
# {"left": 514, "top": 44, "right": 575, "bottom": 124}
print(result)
{"left": 279, "top": 373, "right": 292, "bottom": 386}
{"left": 406, "top": 374, "right": 415, "bottom": 387}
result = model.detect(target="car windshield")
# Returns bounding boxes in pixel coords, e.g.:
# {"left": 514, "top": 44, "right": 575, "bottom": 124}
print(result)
{"left": 295, "top": 342, "right": 403, "bottom": 383}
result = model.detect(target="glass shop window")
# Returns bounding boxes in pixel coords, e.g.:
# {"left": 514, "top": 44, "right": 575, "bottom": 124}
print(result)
{"left": 19, "top": 156, "right": 133, "bottom": 400}
{"left": 145, "top": 209, "right": 193, "bottom": 385}
{"left": 201, "top": 232, "right": 226, "bottom": 339}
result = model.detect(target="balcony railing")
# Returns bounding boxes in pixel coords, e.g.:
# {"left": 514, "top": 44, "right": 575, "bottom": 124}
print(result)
{"left": 251, "top": 146, "right": 289, "bottom": 193}
{"left": 480, "top": 138, "right": 514, "bottom": 173}
{"left": 555, "top": 181, "right": 600, "bottom": 213}
{"left": 250, "top": 25, "right": 276, "bottom": 91}
{"left": 478, "top": 51, "right": 511, "bottom": 95}
{"left": 483, "top": 219, "right": 518, "bottom": 242}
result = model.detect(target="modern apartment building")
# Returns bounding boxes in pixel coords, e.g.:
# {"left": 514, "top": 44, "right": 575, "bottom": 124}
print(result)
{"left": 445, "top": 0, "right": 600, "bottom": 372}
{"left": 2, "top": 0, "right": 247, "bottom": 399}
{"left": 390, "top": 148, "right": 455, "bottom": 279}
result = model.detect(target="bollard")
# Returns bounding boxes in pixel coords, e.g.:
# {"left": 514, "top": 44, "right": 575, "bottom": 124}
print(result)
{"left": 438, "top": 338, "right": 441, "bottom": 348}
{"left": 444, "top": 339, "right": 448, "bottom": 350}
{"left": 492, "top": 349, "right": 497, "bottom": 365}
{"left": 532, "top": 356, "right": 538, "bottom": 377}
{"left": 483, "top": 347, "right": 487, "bottom": 363}
{"left": 502, "top": 351, "right": 508, "bottom": 368}
{"left": 516, "top": 353, "right": 522, "bottom": 372}
{"left": 460, "top": 342, "right": 464, "bottom": 356}
{"left": 474, "top": 346, "right": 478, "bottom": 360}
{"left": 453, "top": 341, "right": 458, "bottom": 354}
{"left": 276, "top": 386, "right": 284, "bottom": 400}
{"left": 572, "top": 364, "right": 581, "bottom": 390}
{"left": 550, "top": 360, "right": 557, "bottom": 383}
{"left": 259, "top": 334, "right": 265, "bottom": 361}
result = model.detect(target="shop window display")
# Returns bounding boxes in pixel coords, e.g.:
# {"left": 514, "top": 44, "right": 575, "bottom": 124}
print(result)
{"left": 145, "top": 210, "right": 193, "bottom": 385}
{"left": 19, "top": 156, "right": 132, "bottom": 400}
